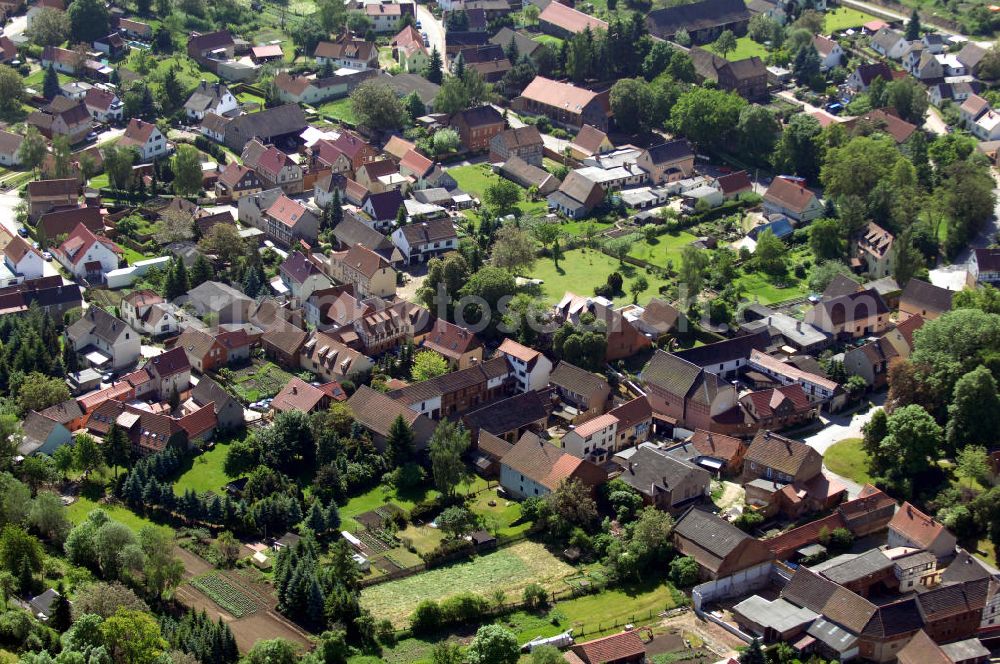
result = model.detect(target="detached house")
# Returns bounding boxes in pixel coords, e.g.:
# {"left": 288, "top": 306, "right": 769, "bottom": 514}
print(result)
{"left": 853, "top": 222, "right": 895, "bottom": 278}
{"left": 763, "top": 176, "right": 823, "bottom": 223}
{"left": 175, "top": 326, "right": 254, "bottom": 373}
{"left": 279, "top": 251, "right": 332, "bottom": 301}
{"left": 27, "top": 96, "right": 92, "bottom": 144}
{"left": 120, "top": 289, "right": 178, "bottom": 337}
{"left": 66, "top": 306, "right": 140, "bottom": 371}
{"left": 870, "top": 28, "right": 908, "bottom": 60}
{"left": 3, "top": 237, "right": 45, "bottom": 280}
{"left": 640, "top": 351, "right": 740, "bottom": 434}
{"left": 84, "top": 88, "right": 123, "bottom": 123}
{"left": 53, "top": 223, "right": 122, "bottom": 282}
{"left": 0, "top": 130, "right": 23, "bottom": 167}
{"left": 813, "top": 35, "right": 844, "bottom": 71}
{"left": 120, "top": 118, "right": 168, "bottom": 162}
{"left": 744, "top": 429, "right": 821, "bottom": 484}
{"left": 27, "top": 179, "right": 78, "bottom": 219}
{"left": 314, "top": 35, "right": 379, "bottom": 70}
{"left": 184, "top": 80, "right": 238, "bottom": 120}
{"left": 635, "top": 140, "right": 695, "bottom": 185}
{"left": 392, "top": 25, "right": 429, "bottom": 72}
{"left": 391, "top": 219, "right": 457, "bottom": 264}
{"left": 848, "top": 62, "right": 893, "bottom": 92}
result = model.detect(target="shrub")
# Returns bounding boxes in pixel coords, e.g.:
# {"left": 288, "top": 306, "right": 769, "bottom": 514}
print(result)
{"left": 668, "top": 556, "right": 700, "bottom": 587}
{"left": 522, "top": 583, "right": 548, "bottom": 611}
{"left": 734, "top": 509, "right": 764, "bottom": 532}
{"left": 410, "top": 600, "right": 443, "bottom": 634}
{"left": 440, "top": 593, "right": 490, "bottom": 625}
{"left": 420, "top": 538, "right": 475, "bottom": 568}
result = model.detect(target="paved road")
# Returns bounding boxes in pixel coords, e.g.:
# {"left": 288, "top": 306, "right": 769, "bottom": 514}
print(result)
{"left": 417, "top": 4, "right": 446, "bottom": 68}
{"left": 4, "top": 14, "right": 27, "bottom": 42}
{"left": 924, "top": 106, "right": 949, "bottom": 136}
{"left": 801, "top": 393, "right": 885, "bottom": 498}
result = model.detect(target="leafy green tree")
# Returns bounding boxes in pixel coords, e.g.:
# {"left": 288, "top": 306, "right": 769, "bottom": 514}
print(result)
{"left": 483, "top": 179, "right": 522, "bottom": 217}
{"left": 737, "top": 104, "right": 778, "bottom": 165}
{"left": 713, "top": 29, "right": 737, "bottom": 58}
{"left": 740, "top": 639, "right": 766, "bottom": 664}
{"left": 753, "top": 228, "right": 787, "bottom": 275}
{"left": 870, "top": 405, "right": 942, "bottom": 491}
{"left": 172, "top": 145, "right": 203, "bottom": 196}
{"left": 669, "top": 555, "right": 700, "bottom": 587}
{"left": 436, "top": 506, "right": 478, "bottom": 538}
{"left": 18, "top": 127, "right": 47, "bottom": 177}
{"left": 100, "top": 608, "right": 167, "bottom": 664}
{"left": 68, "top": 0, "right": 110, "bottom": 43}
{"left": 0, "top": 525, "right": 43, "bottom": 592}
{"left": 957, "top": 445, "right": 992, "bottom": 487}
{"left": 17, "top": 372, "right": 71, "bottom": 413}
{"left": 940, "top": 160, "right": 996, "bottom": 258}
{"left": 821, "top": 134, "right": 902, "bottom": 199}
{"left": 466, "top": 625, "right": 519, "bottom": 664}
{"left": 428, "top": 420, "right": 470, "bottom": 497}
{"left": 772, "top": 113, "right": 824, "bottom": 181}
{"left": 243, "top": 639, "right": 298, "bottom": 664}
{"left": 669, "top": 87, "right": 746, "bottom": 152}
{"left": 50, "top": 582, "right": 72, "bottom": 632}
{"left": 609, "top": 78, "right": 653, "bottom": 134}
{"left": 458, "top": 266, "right": 517, "bottom": 336}
{"left": 629, "top": 275, "right": 648, "bottom": 304}
{"left": 72, "top": 434, "right": 104, "bottom": 477}
{"left": 808, "top": 218, "right": 844, "bottom": 261}
{"left": 892, "top": 226, "right": 923, "bottom": 286}
{"left": 946, "top": 366, "right": 1000, "bottom": 451}
{"left": 431, "top": 641, "right": 463, "bottom": 664}
{"left": 411, "top": 350, "right": 449, "bottom": 382}
{"left": 350, "top": 80, "right": 406, "bottom": 130}
{"left": 27, "top": 7, "right": 69, "bottom": 46}
{"left": 531, "top": 645, "right": 563, "bottom": 664}
{"left": 490, "top": 224, "right": 535, "bottom": 273}
{"left": 793, "top": 45, "right": 820, "bottom": 85}
{"left": 679, "top": 244, "right": 709, "bottom": 303}
{"left": 103, "top": 145, "right": 137, "bottom": 191}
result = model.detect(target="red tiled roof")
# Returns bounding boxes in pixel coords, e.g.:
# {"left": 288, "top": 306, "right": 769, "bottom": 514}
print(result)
{"left": 178, "top": 402, "right": 217, "bottom": 438}
{"left": 422, "top": 319, "right": 481, "bottom": 360}
{"left": 764, "top": 176, "right": 817, "bottom": 214}
{"left": 266, "top": 195, "right": 308, "bottom": 228}
{"left": 122, "top": 118, "right": 157, "bottom": 145}
{"left": 571, "top": 631, "right": 645, "bottom": 664}
{"left": 271, "top": 377, "right": 327, "bottom": 412}
{"left": 890, "top": 502, "right": 949, "bottom": 549}
{"left": 497, "top": 338, "right": 540, "bottom": 363}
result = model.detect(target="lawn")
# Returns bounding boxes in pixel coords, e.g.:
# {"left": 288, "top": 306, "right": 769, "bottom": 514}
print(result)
{"left": 316, "top": 97, "right": 358, "bottom": 125}
{"left": 121, "top": 245, "right": 155, "bottom": 265}
{"left": 447, "top": 164, "right": 548, "bottom": 216}
{"left": 528, "top": 248, "right": 669, "bottom": 305}
{"left": 532, "top": 34, "right": 564, "bottom": 49}
{"left": 823, "top": 6, "right": 879, "bottom": 31}
{"left": 66, "top": 496, "right": 171, "bottom": 535}
{"left": 468, "top": 488, "right": 532, "bottom": 538}
{"left": 736, "top": 270, "right": 808, "bottom": 305}
{"left": 628, "top": 231, "right": 698, "bottom": 268}
{"left": 88, "top": 173, "right": 110, "bottom": 189}
{"left": 173, "top": 440, "right": 234, "bottom": 495}
{"left": 824, "top": 438, "right": 874, "bottom": 485}
{"left": 708, "top": 36, "right": 769, "bottom": 61}
{"left": 23, "top": 68, "right": 72, "bottom": 88}
{"left": 503, "top": 578, "right": 685, "bottom": 643}
{"left": 360, "top": 540, "right": 576, "bottom": 626}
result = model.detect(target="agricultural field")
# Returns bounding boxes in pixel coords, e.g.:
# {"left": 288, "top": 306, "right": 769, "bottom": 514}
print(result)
{"left": 447, "top": 164, "right": 549, "bottom": 216}
{"left": 360, "top": 540, "right": 577, "bottom": 626}
{"left": 226, "top": 360, "right": 299, "bottom": 402}
{"left": 528, "top": 248, "right": 669, "bottom": 305}
{"left": 190, "top": 572, "right": 259, "bottom": 617}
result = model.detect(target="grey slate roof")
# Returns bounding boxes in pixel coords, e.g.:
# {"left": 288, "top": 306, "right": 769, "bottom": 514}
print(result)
{"left": 673, "top": 506, "right": 752, "bottom": 558}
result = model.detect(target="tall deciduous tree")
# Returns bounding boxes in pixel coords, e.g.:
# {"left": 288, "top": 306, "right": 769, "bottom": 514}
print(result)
{"left": 68, "top": 0, "right": 110, "bottom": 43}
{"left": 172, "top": 145, "right": 203, "bottom": 196}
{"left": 946, "top": 366, "right": 1000, "bottom": 451}
{"left": 350, "top": 80, "right": 406, "bottom": 130}
{"left": 428, "top": 420, "right": 470, "bottom": 496}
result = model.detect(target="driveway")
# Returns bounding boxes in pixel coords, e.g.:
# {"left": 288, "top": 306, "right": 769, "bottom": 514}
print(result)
{"left": 417, "top": 4, "right": 446, "bottom": 68}
{"left": 775, "top": 90, "right": 846, "bottom": 126}
{"left": 4, "top": 14, "right": 27, "bottom": 42}
{"left": 801, "top": 394, "right": 885, "bottom": 498}
{"left": 924, "top": 106, "right": 949, "bottom": 137}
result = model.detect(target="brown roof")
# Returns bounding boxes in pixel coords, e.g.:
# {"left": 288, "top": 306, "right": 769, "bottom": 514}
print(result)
{"left": 781, "top": 567, "right": 877, "bottom": 633}
{"left": 716, "top": 170, "right": 753, "bottom": 196}
{"left": 519, "top": 76, "right": 605, "bottom": 114}
{"left": 900, "top": 278, "right": 953, "bottom": 315}
{"left": 0, "top": 130, "right": 23, "bottom": 156}
{"left": 890, "top": 502, "right": 951, "bottom": 549}
{"left": 497, "top": 338, "right": 541, "bottom": 364}
{"left": 570, "top": 631, "right": 646, "bottom": 664}
{"left": 422, "top": 319, "right": 482, "bottom": 360}
{"left": 741, "top": 384, "right": 812, "bottom": 418}
{"left": 847, "top": 108, "right": 917, "bottom": 144}
{"left": 389, "top": 356, "right": 510, "bottom": 405}
{"left": 261, "top": 322, "right": 308, "bottom": 356}
{"left": 145, "top": 346, "right": 190, "bottom": 378}
{"left": 122, "top": 118, "right": 157, "bottom": 145}
{"left": 688, "top": 429, "right": 744, "bottom": 464}
{"left": 28, "top": 178, "right": 78, "bottom": 198}
{"left": 492, "top": 126, "right": 542, "bottom": 151}
{"left": 764, "top": 177, "right": 817, "bottom": 214}
{"left": 500, "top": 431, "right": 606, "bottom": 491}
{"left": 399, "top": 149, "right": 433, "bottom": 177}
{"left": 384, "top": 135, "right": 417, "bottom": 161}
{"left": 897, "top": 630, "right": 952, "bottom": 664}
{"left": 338, "top": 243, "right": 389, "bottom": 279}
{"left": 84, "top": 87, "right": 118, "bottom": 112}
{"left": 39, "top": 399, "right": 84, "bottom": 425}
{"left": 607, "top": 396, "right": 651, "bottom": 431}
{"left": 549, "top": 361, "right": 607, "bottom": 399}
{"left": 745, "top": 430, "right": 821, "bottom": 478}
{"left": 347, "top": 384, "right": 434, "bottom": 443}
{"left": 266, "top": 195, "right": 308, "bottom": 228}
{"left": 4, "top": 236, "right": 39, "bottom": 264}
{"left": 539, "top": 0, "right": 608, "bottom": 33}
{"left": 272, "top": 377, "right": 327, "bottom": 413}
{"left": 476, "top": 430, "right": 514, "bottom": 458}
{"left": 569, "top": 124, "right": 610, "bottom": 155}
